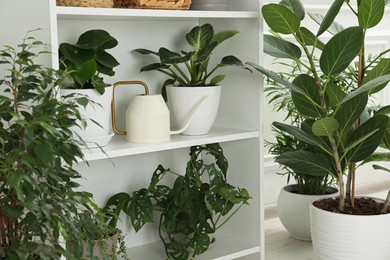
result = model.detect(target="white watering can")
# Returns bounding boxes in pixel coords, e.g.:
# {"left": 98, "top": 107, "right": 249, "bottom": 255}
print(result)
{"left": 111, "top": 81, "right": 208, "bottom": 143}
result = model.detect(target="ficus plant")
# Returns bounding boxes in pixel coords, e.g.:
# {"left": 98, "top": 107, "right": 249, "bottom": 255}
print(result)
{"left": 248, "top": 0, "right": 390, "bottom": 212}
{"left": 133, "top": 23, "right": 251, "bottom": 100}
{"left": 0, "top": 31, "right": 112, "bottom": 259}
{"left": 59, "top": 29, "right": 120, "bottom": 95}
{"left": 104, "top": 143, "right": 251, "bottom": 260}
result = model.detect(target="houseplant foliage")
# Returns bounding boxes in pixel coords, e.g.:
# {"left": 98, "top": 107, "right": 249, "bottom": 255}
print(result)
{"left": 0, "top": 32, "right": 110, "bottom": 259}
{"left": 104, "top": 143, "right": 251, "bottom": 260}
{"left": 59, "top": 29, "right": 120, "bottom": 95}
{"left": 133, "top": 23, "right": 250, "bottom": 99}
{"left": 248, "top": 0, "right": 390, "bottom": 212}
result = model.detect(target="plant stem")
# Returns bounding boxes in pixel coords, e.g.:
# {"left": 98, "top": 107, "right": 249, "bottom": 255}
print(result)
{"left": 329, "top": 136, "right": 345, "bottom": 210}
{"left": 381, "top": 190, "right": 390, "bottom": 214}
{"left": 215, "top": 203, "right": 245, "bottom": 231}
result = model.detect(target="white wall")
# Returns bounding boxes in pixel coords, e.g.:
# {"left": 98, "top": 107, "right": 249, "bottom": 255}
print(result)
{"left": 264, "top": 1, "right": 390, "bottom": 206}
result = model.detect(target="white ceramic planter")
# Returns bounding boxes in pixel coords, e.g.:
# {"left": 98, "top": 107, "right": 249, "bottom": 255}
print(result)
{"left": 310, "top": 197, "right": 390, "bottom": 260}
{"left": 166, "top": 85, "right": 221, "bottom": 136}
{"left": 61, "top": 86, "right": 114, "bottom": 147}
{"left": 277, "top": 184, "right": 338, "bottom": 241}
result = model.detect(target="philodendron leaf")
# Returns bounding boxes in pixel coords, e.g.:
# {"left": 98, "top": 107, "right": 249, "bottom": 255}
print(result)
{"left": 312, "top": 117, "right": 339, "bottom": 137}
{"left": 212, "top": 30, "right": 239, "bottom": 44}
{"left": 362, "top": 58, "right": 390, "bottom": 94}
{"left": 296, "top": 27, "right": 325, "bottom": 50}
{"left": 275, "top": 150, "right": 333, "bottom": 176}
{"left": 210, "top": 75, "right": 225, "bottom": 85}
{"left": 320, "top": 26, "right": 364, "bottom": 76}
{"left": 373, "top": 164, "right": 390, "bottom": 173}
{"left": 308, "top": 13, "right": 344, "bottom": 35}
{"left": 220, "top": 55, "right": 251, "bottom": 71}
{"left": 262, "top": 4, "right": 300, "bottom": 34}
{"left": 186, "top": 23, "right": 213, "bottom": 51}
{"left": 279, "top": 0, "right": 305, "bottom": 21}
{"left": 132, "top": 48, "right": 159, "bottom": 56}
{"left": 129, "top": 189, "right": 154, "bottom": 232}
{"left": 263, "top": 34, "right": 302, "bottom": 60}
{"left": 316, "top": 0, "right": 344, "bottom": 36}
{"left": 358, "top": 0, "right": 385, "bottom": 29}
{"left": 291, "top": 74, "right": 322, "bottom": 118}
{"left": 192, "top": 233, "right": 210, "bottom": 255}
{"left": 246, "top": 62, "right": 305, "bottom": 94}
{"left": 159, "top": 48, "right": 190, "bottom": 64}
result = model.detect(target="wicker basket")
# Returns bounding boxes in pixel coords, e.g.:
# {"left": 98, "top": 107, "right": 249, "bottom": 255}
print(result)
{"left": 57, "top": 0, "right": 113, "bottom": 8}
{"left": 114, "top": 0, "right": 191, "bottom": 10}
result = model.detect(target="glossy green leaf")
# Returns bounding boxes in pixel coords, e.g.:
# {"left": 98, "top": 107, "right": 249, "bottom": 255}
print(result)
{"left": 210, "top": 75, "right": 225, "bottom": 85}
{"left": 197, "top": 41, "right": 218, "bottom": 62}
{"left": 264, "top": 34, "right": 302, "bottom": 60}
{"left": 95, "top": 49, "right": 120, "bottom": 68}
{"left": 59, "top": 43, "right": 95, "bottom": 66}
{"left": 246, "top": 62, "right": 305, "bottom": 94}
{"left": 297, "top": 27, "right": 325, "bottom": 50}
{"left": 346, "top": 115, "right": 389, "bottom": 162}
{"left": 275, "top": 150, "right": 333, "bottom": 176}
{"left": 309, "top": 13, "right": 344, "bottom": 35}
{"left": 220, "top": 55, "right": 250, "bottom": 71}
{"left": 90, "top": 75, "right": 105, "bottom": 95}
{"left": 159, "top": 48, "right": 190, "bottom": 64}
{"left": 362, "top": 58, "right": 390, "bottom": 93}
{"left": 132, "top": 48, "right": 159, "bottom": 56}
{"left": 34, "top": 142, "right": 54, "bottom": 164}
{"left": 291, "top": 74, "right": 322, "bottom": 117}
{"left": 316, "top": 0, "right": 344, "bottom": 36}
{"left": 320, "top": 27, "right": 364, "bottom": 76}
{"left": 212, "top": 30, "right": 239, "bottom": 44}
{"left": 262, "top": 4, "right": 300, "bottom": 34}
{"left": 312, "top": 117, "right": 339, "bottom": 137}
{"left": 129, "top": 189, "right": 154, "bottom": 232}
{"left": 72, "top": 59, "right": 96, "bottom": 87}
{"left": 279, "top": 0, "right": 305, "bottom": 20}
{"left": 334, "top": 92, "right": 368, "bottom": 135}
{"left": 376, "top": 105, "right": 390, "bottom": 116}
{"left": 358, "top": 0, "right": 385, "bottom": 29}
{"left": 76, "top": 29, "right": 118, "bottom": 49}
{"left": 325, "top": 82, "right": 346, "bottom": 108}
{"left": 340, "top": 74, "right": 390, "bottom": 104}
{"left": 186, "top": 23, "right": 213, "bottom": 51}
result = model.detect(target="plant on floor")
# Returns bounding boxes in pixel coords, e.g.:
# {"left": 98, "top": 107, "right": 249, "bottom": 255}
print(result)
{"left": 248, "top": 0, "right": 390, "bottom": 212}
{"left": 59, "top": 29, "right": 120, "bottom": 94}
{"left": 0, "top": 31, "right": 110, "bottom": 259}
{"left": 132, "top": 23, "right": 251, "bottom": 99}
{"left": 104, "top": 143, "right": 251, "bottom": 260}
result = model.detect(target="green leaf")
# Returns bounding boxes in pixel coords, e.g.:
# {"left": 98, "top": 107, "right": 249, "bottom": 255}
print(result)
{"left": 362, "top": 152, "right": 390, "bottom": 165}
{"left": 76, "top": 29, "right": 118, "bottom": 49}
{"left": 220, "top": 55, "right": 251, "bottom": 71}
{"left": 197, "top": 41, "right": 218, "bottom": 62}
{"left": 95, "top": 49, "right": 119, "bottom": 69}
{"left": 210, "top": 75, "right": 225, "bottom": 85}
{"left": 262, "top": 4, "right": 300, "bottom": 34}
{"left": 320, "top": 27, "right": 364, "bottom": 76}
{"left": 316, "top": 0, "right": 344, "bottom": 36}
{"left": 275, "top": 150, "right": 333, "bottom": 176}
{"left": 91, "top": 75, "right": 106, "bottom": 95}
{"left": 192, "top": 233, "right": 210, "bottom": 255}
{"left": 309, "top": 13, "right": 344, "bottom": 35}
{"left": 72, "top": 59, "right": 97, "bottom": 87}
{"left": 34, "top": 142, "right": 54, "bottom": 164}
{"left": 59, "top": 43, "right": 95, "bottom": 66}
{"left": 358, "top": 0, "right": 385, "bottom": 29}
{"left": 279, "top": 0, "right": 305, "bottom": 20}
{"left": 246, "top": 62, "right": 305, "bottom": 94}
{"left": 291, "top": 74, "right": 322, "bottom": 117}
{"left": 129, "top": 189, "right": 154, "bottom": 232}
{"left": 212, "top": 30, "right": 239, "bottom": 44}
{"left": 325, "top": 82, "right": 346, "bottom": 108}
{"left": 312, "top": 117, "right": 339, "bottom": 137}
{"left": 346, "top": 115, "right": 389, "bottom": 162}
{"left": 159, "top": 48, "right": 190, "bottom": 64}
{"left": 362, "top": 58, "right": 390, "bottom": 93}
{"left": 340, "top": 74, "right": 390, "bottom": 104}
{"left": 297, "top": 27, "right": 325, "bottom": 50}
{"left": 186, "top": 23, "right": 214, "bottom": 51}
{"left": 263, "top": 34, "right": 302, "bottom": 60}
{"left": 373, "top": 164, "right": 390, "bottom": 172}
{"left": 132, "top": 48, "right": 159, "bottom": 56}
{"left": 376, "top": 105, "right": 390, "bottom": 116}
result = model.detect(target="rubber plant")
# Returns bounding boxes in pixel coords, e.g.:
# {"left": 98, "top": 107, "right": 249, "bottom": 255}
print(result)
{"left": 248, "top": 0, "right": 390, "bottom": 212}
{"left": 104, "top": 143, "right": 251, "bottom": 260}
{"left": 59, "top": 29, "right": 120, "bottom": 95}
{"left": 133, "top": 23, "right": 251, "bottom": 100}
{"left": 0, "top": 31, "right": 111, "bottom": 259}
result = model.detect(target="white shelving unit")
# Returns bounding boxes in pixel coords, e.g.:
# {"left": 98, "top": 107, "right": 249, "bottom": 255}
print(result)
{"left": 1, "top": 0, "right": 264, "bottom": 258}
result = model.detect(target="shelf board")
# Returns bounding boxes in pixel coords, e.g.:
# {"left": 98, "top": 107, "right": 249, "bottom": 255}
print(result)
{"left": 124, "top": 234, "right": 260, "bottom": 260}
{"left": 82, "top": 126, "right": 259, "bottom": 161}
{"left": 56, "top": 6, "right": 259, "bottom": 20}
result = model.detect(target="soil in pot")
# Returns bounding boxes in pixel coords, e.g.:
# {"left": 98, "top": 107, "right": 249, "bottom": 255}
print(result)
{"left": 313, "top": 197, "right": 390, "bottom": 215}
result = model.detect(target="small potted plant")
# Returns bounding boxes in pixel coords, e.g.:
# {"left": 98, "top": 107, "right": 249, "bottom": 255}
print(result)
{"left": 59, "top": 29, "right": 120, "bottom": 147}
{"left": 0, "top": 31, "right": 110, "bottom": 259}
{"left": 248, "top": 0, "right": 390, "bottom": 258}
{"left": 104, "top": 143, "right": 251, "bottom": 260}
{"left": 133, "top": 23, "right": 251, "bottom": 135}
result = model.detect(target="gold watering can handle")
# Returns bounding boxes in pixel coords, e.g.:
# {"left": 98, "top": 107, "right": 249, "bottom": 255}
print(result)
{"left": 111, "top": 81, "right": 149, "bottom": 135}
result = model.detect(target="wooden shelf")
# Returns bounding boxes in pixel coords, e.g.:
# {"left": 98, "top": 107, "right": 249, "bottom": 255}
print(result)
{"left": 125, "top": 233, "right": 260, "bottom": 260}
{"left": 56, "top": 6, "right": 259, "bottom": 20}
{"left": 82, "top": 126, "right": 259, "bottom": 161}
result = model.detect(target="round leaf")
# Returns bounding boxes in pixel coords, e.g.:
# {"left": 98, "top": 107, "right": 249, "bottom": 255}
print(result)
{"left": 312, "top": 117, "right": 339, "bottom": 137}
{"left": 358, "top": 0, "right": 385, "bottom": 29}
{"left": 262, "top": 4, "right": 300, "bottom": 34}
{"left": 279, "top": 0, "right": 305, "bottom": 21}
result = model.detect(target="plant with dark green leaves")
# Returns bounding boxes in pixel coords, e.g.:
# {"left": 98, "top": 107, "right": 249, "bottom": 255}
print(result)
{"left": 0, "top": 31, "right": 110, "bottom": 259}
{"left": 248, "top": 0, "right": 390, "bottom": 211}
{"left": 133, "top": 23, "right": 251, "bottom": 100}
{"left": 104, "top": 143, "right": 250, "bottom": 260}
{"left": 59, "top": 29, "right": 120, "bottom": 95}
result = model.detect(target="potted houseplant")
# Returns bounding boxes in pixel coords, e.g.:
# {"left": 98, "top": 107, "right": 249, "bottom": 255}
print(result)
{"left": 133, "top": 23, "right": 251, "bottom": 135}
{"left": 249, "top": 0, "right": 390, "bottom": 258}
{"left": 0, "top": 31, "right": 112, "bottom": 259}
{"left": 104, "top": 143, "right": 251, "bottom": 260}
{"left": 59, "top": 29, "right": 120, "bottom": 147}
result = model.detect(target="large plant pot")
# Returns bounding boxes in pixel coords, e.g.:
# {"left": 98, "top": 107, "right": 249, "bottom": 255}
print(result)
{"left": 277, "top": 184, "right": 338, "bottom": 241}
{"left": 166, "top": 85, "right": 221, "bottom": 136}
{"left": 310, "top": 197, "right": 390, "bottom": 260}
{"left": 61, "top": 86, "right": 114, "bottom": 148}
